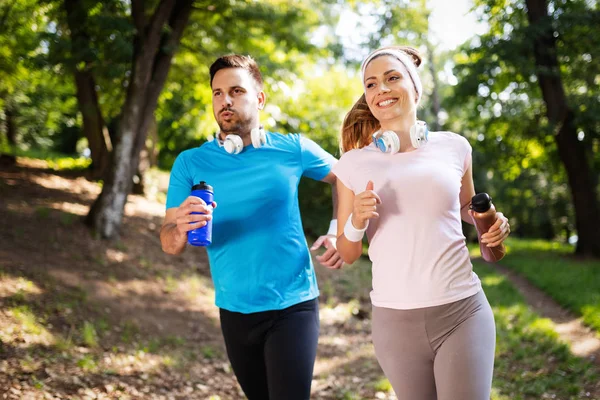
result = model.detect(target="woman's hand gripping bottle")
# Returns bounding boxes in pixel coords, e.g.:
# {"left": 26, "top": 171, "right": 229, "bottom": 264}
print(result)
{"left": 470, "top": 193, "right": 506, "bottom": 262}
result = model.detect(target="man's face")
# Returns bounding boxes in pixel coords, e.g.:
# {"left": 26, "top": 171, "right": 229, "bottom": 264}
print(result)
{"left": 211, "top": 68, "right": 265, "bottom": 135}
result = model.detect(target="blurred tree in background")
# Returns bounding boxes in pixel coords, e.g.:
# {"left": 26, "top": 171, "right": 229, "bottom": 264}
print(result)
{"left": 1, "top": 0, "right": 598, "bottom": 257}
{"left": 449, "top": 0, "right": 600, "bottom": 256}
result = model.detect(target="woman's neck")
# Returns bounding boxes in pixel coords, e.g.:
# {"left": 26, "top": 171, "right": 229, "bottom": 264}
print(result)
{"left": 380, "top": 116, "right": 417, "bottom": 152}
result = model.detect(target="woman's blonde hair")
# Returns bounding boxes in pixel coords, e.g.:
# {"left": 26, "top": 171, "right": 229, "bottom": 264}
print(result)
{"left": 340, "top": 45, "right": 422, "bottom": 154}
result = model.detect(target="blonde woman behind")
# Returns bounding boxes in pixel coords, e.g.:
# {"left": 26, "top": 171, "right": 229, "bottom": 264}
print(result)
{"left": 332, "top": 46, "right": 510, "bottom": 400}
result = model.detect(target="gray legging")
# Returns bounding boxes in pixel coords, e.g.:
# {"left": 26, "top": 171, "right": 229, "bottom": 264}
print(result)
{"left": 372, "top": 290, "right": 496, "bottom": 400}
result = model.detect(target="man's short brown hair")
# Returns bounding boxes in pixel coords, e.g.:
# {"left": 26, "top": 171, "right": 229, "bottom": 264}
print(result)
{"left": 209, "top": 55, "right": 264, "bottom": 90}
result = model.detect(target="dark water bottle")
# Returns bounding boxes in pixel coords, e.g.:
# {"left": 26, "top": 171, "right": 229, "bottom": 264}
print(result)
{"left": 188, "top": 181, "right": 213, "bottom": 246}
{"left": 470, "top": 193, "right": 506, "bottom": 262}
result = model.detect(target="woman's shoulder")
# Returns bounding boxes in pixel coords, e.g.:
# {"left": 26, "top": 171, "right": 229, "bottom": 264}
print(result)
{"left": 431, "top": 131, "right": 471, "bottom": 148}
{"left": 340, "top": 143, "right": 379, "bottom": 160}
{"left": 334, "top": 144, "right": 377, "bottom": 178}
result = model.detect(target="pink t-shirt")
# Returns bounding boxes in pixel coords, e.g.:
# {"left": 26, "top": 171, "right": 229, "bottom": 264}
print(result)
{"left": 333, "top": 131, "right": 481, "bottom": 310}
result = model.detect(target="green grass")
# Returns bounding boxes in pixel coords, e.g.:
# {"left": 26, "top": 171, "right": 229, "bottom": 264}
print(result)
{"left": 77, "top": 354, "right": 99, "bottom": 372}
{"left": 500, "top": 238, "right": 600, "bottom": 335}
{"left": 1, "top": 144, "right": 91, "bottom": 171}
{"left": 81, "top": 321, "right": 99, "bottom": 348}
{"left": 10, "top": 305, "right": 45, "bottom": 336}
{"left": 371, "top": 377, "right": 393, "bottom": 392}
{"left": 474, "top": 260, "right": 598, "bottom": 400}
{"left": 120, "top": 320, "right": 140, "bottom": 344}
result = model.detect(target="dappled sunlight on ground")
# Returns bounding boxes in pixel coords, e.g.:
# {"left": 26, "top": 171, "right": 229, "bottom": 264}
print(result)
{"left": 50, "top": 201, "right": 90, "bottom": 216}
{"left": 105, "top": 248, "right": 129, "bottom": 263}
{"left": 320, "top": 301, "right": 361, "bottom": 326}
{"left": 29, "top": 172, "right": 100, "bottom": 197}
{"left": 554, "top": 319, "right": 600, "bottom": 358}
{"left": 0, "top": 275, "right": 43, "bottom": 298}
{"left": 1, "top": 305, "right": 56, "bottom": 348}
{"left": 125, "top": 194, "right": 166, "bottom": 218}
{"left": 481, "top": 274, "right": 506, "bottom": 287}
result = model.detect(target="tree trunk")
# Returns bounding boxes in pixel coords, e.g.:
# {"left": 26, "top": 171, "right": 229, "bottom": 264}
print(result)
{"left": 73, "top": 71, "right": 112, "bottom": 179}
{"left": 86, "top": 0, "right": 194, "bottom": 239}
{"left": 0, "top": 103, "right": 17, "bottom": 166}
{"left": 426, "top": 41, "right": 441, "bottom": 131}
{"left": 132, "top": 115, "right": 157, "bottom": 195}
{"left": 147, "top": 116, "right": 159, "bottom": 168}
{"left": 5, "top": 103, "right": 16, "bottom": 146}
{"left": 526, "top": 0, "right": 600, "bottom": 258}
{"left": 64, "top": 0, "right": 112, "bottom": 180}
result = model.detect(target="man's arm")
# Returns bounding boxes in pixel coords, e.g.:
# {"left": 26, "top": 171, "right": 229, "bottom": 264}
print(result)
{"left": 160, "top": 209, "right": 188, "bottom": 255}
{"left": 321, "top": 171, "right": 338, "bottom": 224}
{"left": 310, "top": 170, "right": 343, "bottom": 269}
{"left": 160, "top": 197, "right": 213, "bottom": 255}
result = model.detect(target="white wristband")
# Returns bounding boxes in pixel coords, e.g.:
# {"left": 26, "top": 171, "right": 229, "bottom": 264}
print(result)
{"left": 327, "top": 219, "right": 338, "bottom": 236}
{"left": 343, "top": 213, "right": 368, "bottom": 242}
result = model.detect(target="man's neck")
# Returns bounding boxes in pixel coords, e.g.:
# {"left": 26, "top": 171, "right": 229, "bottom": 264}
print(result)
{"left": 218, "top": 125, "right": 259, "bottom": 147}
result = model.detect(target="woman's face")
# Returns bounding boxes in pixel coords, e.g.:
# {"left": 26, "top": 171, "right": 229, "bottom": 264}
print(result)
{"left": 363, "top": 55, "right": 417, "bottom": 123}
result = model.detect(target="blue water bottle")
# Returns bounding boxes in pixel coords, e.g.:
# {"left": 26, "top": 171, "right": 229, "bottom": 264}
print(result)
{"left": 187, "top": 181, "right": 214, "bottom": 246}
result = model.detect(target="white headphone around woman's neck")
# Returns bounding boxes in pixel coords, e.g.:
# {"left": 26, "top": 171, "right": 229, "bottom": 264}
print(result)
{"left": 218, "top": 127, "right": 266, "bottom": 155}
{"left": 372, "top": 121, "right": 429, "bottom": 154}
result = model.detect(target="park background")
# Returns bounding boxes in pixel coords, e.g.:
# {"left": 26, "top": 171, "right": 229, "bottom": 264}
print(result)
{"left": 0, "top": 0, "right": 599, "bottom": 399}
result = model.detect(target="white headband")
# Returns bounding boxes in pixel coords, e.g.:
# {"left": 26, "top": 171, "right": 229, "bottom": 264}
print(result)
{"left": 360, "top": 49, "right": 422, "bottom": 104}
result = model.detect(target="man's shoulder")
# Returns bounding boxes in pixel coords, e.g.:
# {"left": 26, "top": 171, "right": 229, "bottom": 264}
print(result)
{"left": 266, "top": 131, "right": 301, "bottom": 146}
{"left": 177, "top": 141, "right": 216, "bottom": 159}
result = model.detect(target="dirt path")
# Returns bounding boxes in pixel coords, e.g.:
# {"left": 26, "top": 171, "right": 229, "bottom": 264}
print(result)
{"left": 492, "top": 262, "right": 600, "bottom": 367}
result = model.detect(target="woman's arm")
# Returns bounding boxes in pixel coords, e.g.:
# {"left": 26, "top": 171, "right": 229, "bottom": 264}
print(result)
{"left": 459, "top": 160, "right": 511, "bottom": 245}
{"left": 336, "top": 180, "right": 380, "bottom": 264}
{"left": 459, "top": 163, "right": 476, "bottom": 225}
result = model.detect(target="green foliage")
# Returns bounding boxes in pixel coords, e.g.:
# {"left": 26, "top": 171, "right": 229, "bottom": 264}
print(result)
{"left": 271, "top": 64, "right": 363, "bottom": 234}
{"left": 46, "top": 156, "right": 91, "bottom": 171}
{"left": 0, "top": 0, "right": 79, "bottom": 151}
{"left": 447, "top": 0, "right": 600, "bottom": 242}
{"left": 1, "top": 143, "right": 92, "bottom": 171}
{"left": 3, "top": 0, "right": 599, "bottom": 245}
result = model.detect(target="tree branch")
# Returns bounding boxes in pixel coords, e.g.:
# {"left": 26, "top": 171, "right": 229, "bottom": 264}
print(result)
{"left": 134, "top": 0, "right": 194, "bottom": 158}
{"left": 132, "top": 0, "right": 177, "bottom": 91}
{"left": 145, "top": 0, "right": 176, "bottom": 47}
{"left": 131, "top": 0, "right": 145, "bottom": 34}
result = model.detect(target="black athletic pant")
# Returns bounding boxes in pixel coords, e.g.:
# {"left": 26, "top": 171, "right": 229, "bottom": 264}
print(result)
{"left": 219, "top": 298, "right": 320, "bottom": 400}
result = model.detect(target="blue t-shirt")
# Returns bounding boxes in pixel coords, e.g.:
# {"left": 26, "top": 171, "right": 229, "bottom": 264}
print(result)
{"left": 166, "top": 132, "right": 336, "bottom": 313}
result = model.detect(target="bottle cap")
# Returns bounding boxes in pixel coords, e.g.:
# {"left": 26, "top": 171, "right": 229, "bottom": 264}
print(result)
{"left": 471, "top": 193, "right": 492, "bottom": 213}
{"left": 191, "top": 181, "right": 213, "bottom": 192}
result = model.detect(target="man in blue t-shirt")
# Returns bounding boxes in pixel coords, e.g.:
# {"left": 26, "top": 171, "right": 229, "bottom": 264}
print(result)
{"left": 160, "top": 54, "right": 341, "bottom": 400}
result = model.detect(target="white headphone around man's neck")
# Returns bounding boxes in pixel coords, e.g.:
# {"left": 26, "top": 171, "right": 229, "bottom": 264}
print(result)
{"left": 218, "top": 127, "right": 266, "bottom": 155}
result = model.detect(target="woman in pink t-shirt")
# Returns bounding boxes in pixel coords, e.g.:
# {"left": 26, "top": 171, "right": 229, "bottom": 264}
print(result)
{"left": 332, "top": 46, "right": 510, "bottom": 399}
